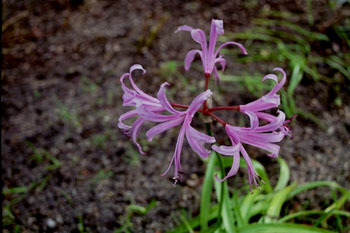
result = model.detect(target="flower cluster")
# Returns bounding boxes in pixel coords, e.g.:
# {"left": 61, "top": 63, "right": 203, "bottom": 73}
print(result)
{"left": 119, "top": 19, "right": 292, "bottom": 188}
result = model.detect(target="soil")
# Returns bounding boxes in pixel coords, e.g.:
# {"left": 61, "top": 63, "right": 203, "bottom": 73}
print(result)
{"left": 2, "top": 0, "right": 350, "bottom": 232}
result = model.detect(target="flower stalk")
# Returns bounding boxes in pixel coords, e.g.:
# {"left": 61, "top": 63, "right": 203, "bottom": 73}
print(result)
{"left": 118, "top": 19, "right": 293, "bottom": 191}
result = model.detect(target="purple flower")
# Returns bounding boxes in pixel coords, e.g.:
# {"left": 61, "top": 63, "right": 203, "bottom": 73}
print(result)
{"left": 118, "top": 64, "right": 164, "bottom": 154}
{"left": 176, "top": 19, "right": 247, "bottom": 81}
{"left": 212, "top": 110, "right": 288, "bottom": 190}
{"left": 240, "top": 67, "right": 286, "bottom": 114}
{"left": 137, "top": 83, "right": 215, "bottom": 184}
{"left": 239, "top": 68, "right": 292, "bottom": 137}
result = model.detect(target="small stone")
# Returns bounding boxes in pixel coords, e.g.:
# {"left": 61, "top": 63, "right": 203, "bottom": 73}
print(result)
{"left": 46, "top": 218, "right": 56, "bottom": 228}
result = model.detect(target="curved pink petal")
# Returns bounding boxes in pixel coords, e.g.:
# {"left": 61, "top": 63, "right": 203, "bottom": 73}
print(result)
{"left": 137, "top": 104, "right": 179, "bottom": 122}
{"left": 186, "top": 126, "right": 215, "bottom": 158}
{"left": 215, "top": 41, "right": 248, "bottom": 57}
{"left": 186, "top": 90, "right": 212, "bottom": 117}
{"left": 245, "top": 111, "right": 259, "bottom": 129}
{"left": 263, "top": 67, "right": 286, "bottom": 96}
{"left": 184, "top": 49, "right": 202, "bottom": 71}
{"left": 212, "top": 19, "right": 224, "bottom": 35}
{"left": 175, "top": 25, "right": 193, "bottom": 33}
{"left": 208, "top": 19, "right": 224, "bottom": 65}
{"left": 190, "top": 29, "right": 208, "bottom": 54}
{"left": 240, "top": 95, "right": 280, "bottom": 112}
{"left": 240, "top": 145, "right": 260, "bottom": 189}
{"left": 211, "top": 144, "right": 239, "bottom": 156}
{"left": 157, "top": 82, "right": 181, "bottom": 114}
{"left": 240, "top": 137, "right": 281, "bottom": 157}
{"left": 118, "top": 110, "right": 138, "bottom": 130}
{"left": 213, "top": 67, "right": 220, "bottom": 83}
{"left": 215, "top": 56, "right": 226, "bottom": 72}
{"left": 130, "top": 118, "right": 146, "bottom": 154}
{"left": 255, "top": 110, "right": 285, "bottom": 132}
{"left": 146, "top": 116, "right": 184, "bottom": 141}
{"left": 243, "top": 132, "right": 285, "bottom": 143}
{"left": 255, "top": 112, "right": 278, "bottom": 123}
{"left": 215, "top": 149, "right": 240, "bottom": 182}
{"left": 120, "top": 65, "right": 160, "bottom": 107}
{"left": 161, "top": 124, "right": 186, "bottom": 181}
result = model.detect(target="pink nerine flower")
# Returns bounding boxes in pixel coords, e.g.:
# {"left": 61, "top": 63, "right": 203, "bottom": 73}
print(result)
{"left": 138, "top": 83, "right": 215, "bottom": 184}
{"left": 212, "top": 111, "right": 289, "bottom": 190}
{"left": 240, "top": 68, "right": 292, "bottom": 137}
{"left": 176, "top": 19, "right": 247, "bottom": 81}
{"left": 118, "top": 64, "right": 164, "bottom": 154}
{"left": 240, "top": 67, "right": 286, "bottom": 116}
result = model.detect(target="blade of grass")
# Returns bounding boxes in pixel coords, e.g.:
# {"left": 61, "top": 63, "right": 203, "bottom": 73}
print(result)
{"left": 278, "top": 209, "right": 350, "bottom": 223}
{"left": 200, "top": 152, "right": 217, "bottom": 231}
{"left": 287, "top": 181, "right": 345, "bottom": 199}
{"left": 237, "top": 223, "right": 334, "bottom": 233}
{"left": 265, "top": 183, "right": 297, "bottom": 223}
{"left": 274, "top": 158, "right": 290, "bottom": 191}
{"left": 214, "top": 169, "right": 236, "bottom": 233}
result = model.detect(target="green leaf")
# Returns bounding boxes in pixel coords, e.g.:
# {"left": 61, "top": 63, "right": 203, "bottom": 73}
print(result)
{"left": 252, "top": 160, "right": 273, "bottom": 193}
{"left": 200, "top": 152, "right": 217, "bottom": 231}
{"left": 168, "top": 206, "right": 219, "bottom": 233}
{"left": 240, "top": 189, "right": 261, "bottom": 223}
{"left": 274, "top": 158, "right": 290, "bottom": 191}
{"left": 237, "top": 223, "right": 334, "bottom": 233}
{"left": 265, "top": 183, "right": 297, "bottom": 223}
{"left": 287, "top": 64, "right": 303, "bottom": 96}
{"left": 287, "top": 181, "right": 345, "bottom": 199}
{"left": 278, "top": 210, "right": 350, "bottom": 223}
{"left": 214, "top": 172, "right": 236, "bottom": 233}
{"left": 2, "top": 186, "right": 28, "bottom": 195}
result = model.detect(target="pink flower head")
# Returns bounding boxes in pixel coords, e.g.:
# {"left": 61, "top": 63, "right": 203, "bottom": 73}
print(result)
{"left": 240, "top": 68, "right": 292, "bottom": 138}
{"left": 118, "top": 64, "right": 164, "bottom": 154}
{"left": 176, "top": 19, "right": 247, "bottom": 82}
{"left": 212, "top": 110, "right": 288, "bottom": 190}
{"left": 137, "top": 83, "right": 215, "bottom": 184}
{"left": 240, "top": 67, "right": 286, "bottom": 114}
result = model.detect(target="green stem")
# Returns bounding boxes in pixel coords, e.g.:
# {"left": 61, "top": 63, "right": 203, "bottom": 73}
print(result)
{"left": 215, "top": 151, "right": 225, "bottom": 226}
{"left": 205, "top": 123, "right": 225, "bottom": 226}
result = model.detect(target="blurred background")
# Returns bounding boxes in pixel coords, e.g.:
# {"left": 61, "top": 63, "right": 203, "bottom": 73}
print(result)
{"left": 2, "top": 0, "right": 350, "bottom": 232}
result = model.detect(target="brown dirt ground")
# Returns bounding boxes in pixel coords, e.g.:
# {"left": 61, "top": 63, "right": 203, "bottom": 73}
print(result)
{"left": 2, "top": 0, "right": 350, "bottom": 232}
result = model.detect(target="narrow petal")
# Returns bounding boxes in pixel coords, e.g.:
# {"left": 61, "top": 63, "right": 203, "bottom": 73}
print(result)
{"left": 243, "top": 132, "right": 285, "bottom": 143}
{"left": 129, "top": 64, "right": 146, "bottom": 75}
{"left": 161, "top": 124, "right": 186, "bottom": 179}
{"left": 213, "top": 66, "right": 220, "bottom": 83}
{"left": 157, "top": 82, "right": 181, "bottom": 114}
{"left": 215, "top": 56, "right": 226, "bottom": 72}
{"left": 213, "top": 19, "right": 224, "bottom": 35}
{"left": 186, "top": 126, "right": 215, "bottom": 158}
{"left": 207, "top": 19, "right": 223, "bottom": 67}
{"left": 190, "top": 29, "right": 208, "bottom": 55}
{"left": 137, "top": 104, "right": 179, "bottom": 122}
{"left": 240, "top": 145, "right": 260, "bottom": 189}
{"left": 184, "top": 49, "right": 202, "bottom": 71}
{"left": 131, "top": 118, "right": 146, "bottom": 154}
{"left": 118, "top": 110, "right": 138, "bottom": 130}
{"left": 215, "top": 41, "right": 247, "bottom": 57}
{"left": 215, "top": 149, "right": 240, "bottom": 182}
{"left": 255, "top": 112, "right": 278, "bottom": 123}
{"left": 212, "top": 143, "right": 239, "bottom": 156}
{"left": 120, "top": 65, "right": 160, "bottom": 106}
{"left": 146, "top": 116, "right": 184, "bottom": 141}
{"left": 186, "top": 90, "right": 212, "bottom": 117}
{"left": 240, "top": 137, "right": 281, "bottom": 157}
{"left": 255, "top": 110, "right": 285, "bottom": 132}
{"left": 175, "top": 25, "right": 193, "bottom": 33}
{"left": 263, "top": 67, "right": 286, "bottom": 95}
{"left": 245, "top": 111, "right": 259, "bottom": 129}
